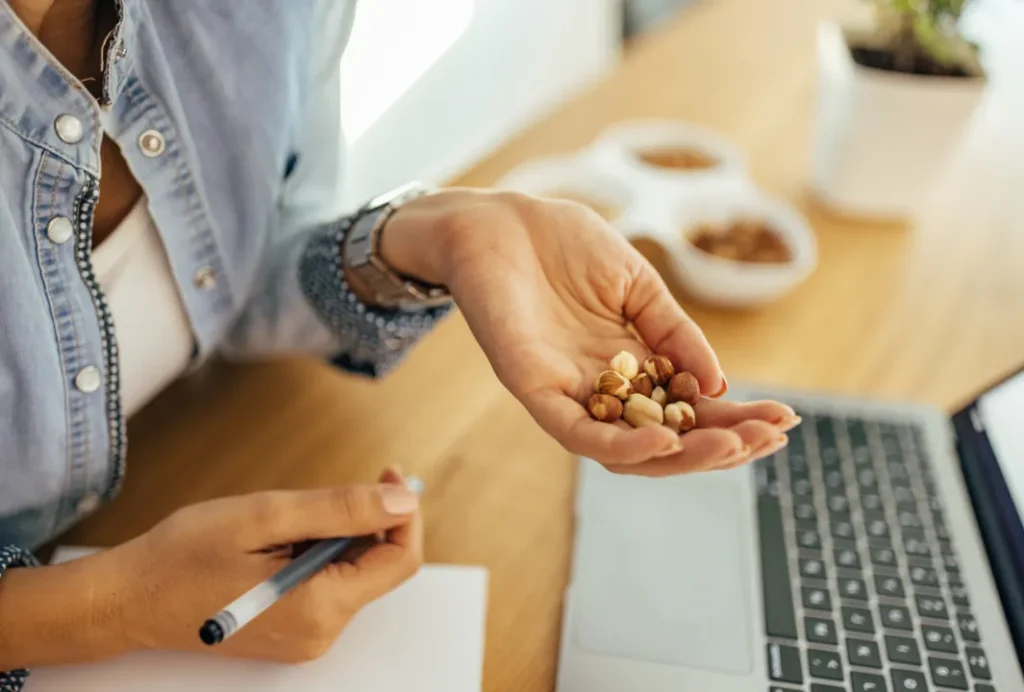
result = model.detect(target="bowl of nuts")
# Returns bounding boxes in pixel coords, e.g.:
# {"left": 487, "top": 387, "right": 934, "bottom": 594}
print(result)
{"left": 664, "top": 187, "right": 818, "bottom": 308}
{"left": 496, "top": 154, "right": 642, "bottom": 231}
{"left": 588, "top": 350, "right": 703, "bottom": 434}
{"left": 591, "top": 119, "right": 747, "bottom": 188}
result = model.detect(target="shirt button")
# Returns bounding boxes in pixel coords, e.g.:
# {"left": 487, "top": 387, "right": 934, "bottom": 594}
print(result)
{"left": 138, "top": 129, "right": 166, "bottom": 157}
{"left": 193, "top": 266, "right": 217, "bottom": 290}
{"left": 77, "top": 493, "right": 101, "bottom": 515}
{"left": 74, "top": 366, "right": 102, "bottom": 393}
{"left": 46, "top": 216, "right": 74, "bottom": 244}
{"left": 55, "top": 114, "right": 84, "bottom": 144}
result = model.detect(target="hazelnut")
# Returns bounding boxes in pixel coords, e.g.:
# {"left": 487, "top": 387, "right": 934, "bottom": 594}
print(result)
{"left": 595, "top": 370, "right": 633, "bottom": 400}
{"left": 609, "top": 351, "right": 639, "bottom": 380}
{"left": 667, "top": 371, "right": 701, "bottom": 406}
{"left": 664, "top": 401, "right": 697, "bottom": 433}
{"left": 622, "top": 394, "right": 664, "bottom": 429}
{"left": 643, "top": 355, "right": 675, "bottom": 386}
{"left": 587, "top": 393, "right": 623, "bottom": 423}
{"left": 651, "top": 386, "right": 668, "bottom": 407}
{"left": 630, "top": 373, "right": 654, "bottom": 398}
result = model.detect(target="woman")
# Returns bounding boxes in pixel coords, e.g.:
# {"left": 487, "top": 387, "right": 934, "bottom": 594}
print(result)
{"left": 0, "top": 0, "right": 800, "bottom": 685}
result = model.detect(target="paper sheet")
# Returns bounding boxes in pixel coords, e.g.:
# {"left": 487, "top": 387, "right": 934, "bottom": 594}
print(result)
{"left": 28, "top": 547, "right": 487, "bottom": 692}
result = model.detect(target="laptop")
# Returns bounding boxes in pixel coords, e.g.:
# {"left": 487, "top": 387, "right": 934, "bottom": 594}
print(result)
{"left": 557, "top": 368, "right": 1024, "bottom": 691}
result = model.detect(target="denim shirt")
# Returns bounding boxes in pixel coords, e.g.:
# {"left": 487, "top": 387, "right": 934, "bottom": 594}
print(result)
{"left": 0, "top": 0, "right": 449, "bottom": 586}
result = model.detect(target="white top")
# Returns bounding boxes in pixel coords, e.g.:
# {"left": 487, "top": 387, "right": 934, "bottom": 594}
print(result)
{"left": 92, "top": 197, "right": 194, "bottom": 417}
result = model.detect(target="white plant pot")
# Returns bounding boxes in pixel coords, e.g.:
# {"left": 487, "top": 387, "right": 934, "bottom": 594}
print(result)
{"left": 810, "top": 21, "right": 988, "bottom": 220}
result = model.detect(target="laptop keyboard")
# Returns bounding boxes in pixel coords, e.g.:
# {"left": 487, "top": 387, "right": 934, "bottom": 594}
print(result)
{"left": 756, "top": 412, "right": 996, "bottom": 691}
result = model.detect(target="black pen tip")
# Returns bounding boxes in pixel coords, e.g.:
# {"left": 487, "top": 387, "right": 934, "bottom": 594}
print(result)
{"left": 199, "top": 619, "right": 225, "bottom": 645}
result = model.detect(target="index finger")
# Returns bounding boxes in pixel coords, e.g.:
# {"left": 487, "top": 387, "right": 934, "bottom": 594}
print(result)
{"left": 525, "top": 390, "right": 682, "bottom": 464}
{"left": 625, "top": 263, "right": 726, "bottom": 397}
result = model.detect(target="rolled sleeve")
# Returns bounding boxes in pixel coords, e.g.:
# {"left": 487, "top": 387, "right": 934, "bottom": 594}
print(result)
{"left": 0, "top": 544, "right": 39, "bottom": 691}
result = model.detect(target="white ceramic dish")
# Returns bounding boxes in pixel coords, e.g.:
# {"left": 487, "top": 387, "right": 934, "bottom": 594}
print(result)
{"left": 643, "top": 187, "right": 818, "bottom": 308}
{"left": 591, "top": 119, "right": 748, "bottom": 190}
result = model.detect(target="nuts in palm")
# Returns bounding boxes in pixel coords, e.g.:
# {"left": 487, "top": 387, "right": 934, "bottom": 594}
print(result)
{"left": 587, "top": 394, "right": 624, "bottom": 423}
{"left": 609, "top": 351, "right": 639, "bottom": 380}
{"left": 667, "top": 371, "right": 701, "bottom": 406}
{"left": 595, "top": 370, "right": 633, "bottom": 400}
{"left": 643, "top": 355, "right": 675, "bottom": 386}
{"left": 623, "top": 393, "right": 664, "bottom": 428}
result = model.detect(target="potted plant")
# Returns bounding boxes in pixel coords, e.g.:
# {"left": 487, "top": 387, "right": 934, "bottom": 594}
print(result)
{"left": 811, "top": 0, "right": 986, "bottom": 220}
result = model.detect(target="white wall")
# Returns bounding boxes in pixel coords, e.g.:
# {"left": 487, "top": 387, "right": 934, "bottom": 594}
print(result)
{"left": 338, "top": 0, "right": 621, "bottom": 207}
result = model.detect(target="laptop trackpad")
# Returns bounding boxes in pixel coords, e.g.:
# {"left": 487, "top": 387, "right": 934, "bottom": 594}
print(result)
{"left": 574, "top": 470, "right": 754, "bottom": 673}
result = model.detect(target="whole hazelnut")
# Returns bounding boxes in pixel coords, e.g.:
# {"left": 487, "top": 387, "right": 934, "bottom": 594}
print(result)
{"left": 667, "top": 371, "right": 701, "bottom": 406}
{"left": 651, "top": 386, "right": 668, "bottom": 407}
{"left": 664, "top": 401, "right": 697, "bottom": 433}
{"left": 587, "top": 393, "right": 623, "bottom": 423}
{"left": 623, "top": 393, "right": 664, "bottom": 429}
{"left": 595, "top": 370, "right": 633, "bottom": 400}
{"left": 643, "top": 355, "right": 675, "bottom": 386}
{"left": 609, "top": 351, "right": 639, "bottom": 380}
{"left": 630, "top": 373, "right": 654, "bottom": 398}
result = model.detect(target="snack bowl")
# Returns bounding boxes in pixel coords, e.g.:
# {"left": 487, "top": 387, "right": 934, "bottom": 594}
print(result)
{"left": 647, "top": 187, "right": 818, "bottom": 308}
{"left": 495, "top": 154, "right": 646, "bottom": 233}
{"left": 591, "top": 119, "right": 748, "bottom": 189}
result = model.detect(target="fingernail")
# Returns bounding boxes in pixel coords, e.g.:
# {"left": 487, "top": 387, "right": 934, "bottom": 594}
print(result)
{"left": 380, "top": 485, "right": 419, "bottom": 514}
{"left": 655, "top": 441, "right": 683, "bottom": 457}
{"left": 718, "top": 445, "right": 750, "bottom": 467}
{"left": 712, "top": 376, "right": 729, "bottom": 398}
{"left": 773, "top": 415, "right": 802, "bottom": 432}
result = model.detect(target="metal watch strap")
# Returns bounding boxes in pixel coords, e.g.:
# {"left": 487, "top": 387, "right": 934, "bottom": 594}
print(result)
{"left": 343, "top": 182, "right": 452, "bottom": 311}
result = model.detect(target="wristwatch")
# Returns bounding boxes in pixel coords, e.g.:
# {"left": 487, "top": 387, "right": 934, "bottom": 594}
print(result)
{"left": 342, "top": 181, "right": 453, "bottom": 311}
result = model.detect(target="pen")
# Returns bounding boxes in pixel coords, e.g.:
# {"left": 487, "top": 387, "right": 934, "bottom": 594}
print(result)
{"left": 199, "top": 476, "right": 424, "bottom": 645}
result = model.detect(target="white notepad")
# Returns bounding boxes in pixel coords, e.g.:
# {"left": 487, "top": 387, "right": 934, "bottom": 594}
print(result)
{"left": 28, "top": 547, "right": 487, "bottom": 692}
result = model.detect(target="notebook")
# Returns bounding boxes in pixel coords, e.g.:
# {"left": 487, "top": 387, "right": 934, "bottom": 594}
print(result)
{"left": 28, "top": 547, "right": 488, "bottom": 691}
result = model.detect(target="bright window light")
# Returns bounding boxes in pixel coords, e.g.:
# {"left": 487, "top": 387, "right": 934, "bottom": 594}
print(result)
{"left": 340, "top": 0, "right": 475, "bottom": 143}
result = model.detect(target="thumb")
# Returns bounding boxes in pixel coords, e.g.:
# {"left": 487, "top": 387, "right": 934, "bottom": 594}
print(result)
{"left": 236, "top": 484, "right": 419, "bottom": 549}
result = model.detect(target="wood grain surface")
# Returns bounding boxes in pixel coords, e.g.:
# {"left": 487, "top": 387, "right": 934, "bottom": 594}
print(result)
{"left": 66, "top": 0, "right": 1024, "bottom": 689}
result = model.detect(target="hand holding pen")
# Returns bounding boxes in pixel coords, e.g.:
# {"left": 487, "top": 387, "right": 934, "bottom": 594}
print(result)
{"left": 87, "top": 468, "right": 423, "bottom": 664}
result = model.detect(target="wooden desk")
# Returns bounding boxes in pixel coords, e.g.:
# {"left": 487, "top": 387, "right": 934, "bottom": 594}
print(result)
{"left": 68, "top": 0, "right": 1024, "bottom": 689}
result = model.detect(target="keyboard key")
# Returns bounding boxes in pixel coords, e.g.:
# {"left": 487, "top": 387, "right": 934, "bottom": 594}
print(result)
{"left": 794, "top": 501, "right": 817, "bottom": 522}
{"left": 823, "top": 469, "right": 844, "bottom": 491}
{"left": 950, "top": 583, "right": 970, "bottom": 608}
{"left": 870, "top": 546, "right": 898, "bottom": 569}
{"left": 897, "top": 510, "right": 923, "bottom": 529}
{"left": 957, "top": 613, "right": 981, "bottom": 642}
{"left": 977, "top": 685, "right": 996, "bottom": 692}
{"left": 806, "top": 616, "right": 838, "bottom": 645}
{"left": 798, "top": 529, "right": 822, "bottom": 550}
{"left": 792, "top": 477, "right": 814, "bottom": 497}
{"left": 891, "top": 668, "right": 927, "bottom": 691}
{"left": 831, "top": 520, "right": 855, "bottom": 540}
{"left": 767, "top": 643, "right": 803, "bottom": 684}
{"left": 942, "top": 553, "right": 960, "bottom": 574}
{"left": 861, "top": 492, "right": 883, "bottom": 511}
{"left": 807, "top": 649, "right": 844, "bottom": 681}
{"left": 847, "top": 638, "right": 882, "bottom": 668}
{"left": 843, "top": 606, "right": 875, "bottom": 634}
{"left": 810, "top": 686, "right": 845, "bottom": 692}
{"left": 901, "top": 528, "right": 926, "bottom": 543}
{"left": 880, "top": 604, "right": 912, "bottom": 631}
{"left": 903, "top": 537, "right": 931, "bottom": 558}
{"left": 796, "top": 519, "right": 819, "bottom": 533}
{"left": 758, "top": 493, "right": 799, "bottom": 639}
{"left": 834, "top": 543, "right": 861, "bottom": 570}
{"left": 800, "top": 557, "right": 826, "bottom": 580}
{"left": 827, "top": 495, "right": 850, "bottom": 516}
{"left": 862, "top": 508, "right": 888, "bottom": 526}
{"left": 909, "top": 565, "right": 939, "bottom": 588}
{"left": 928, "top": 657, "right": 968, "bottom": 690}
{"left": 915, "top": 594, "right": 949, "bottom": 620}
{"left": 856, "top": 468, "right": 878, "bottom": 490}
{"left": 866, "top": 518, "right": 890, "bottom": 539}
{"left": 885, "top": 635, "right": 921, "bottom": 665}
{"left": 966, "top": 647, "right": 991, "bottom": 680}
{"left": 839, "top": 577, "right": 868, "bottom": 601}
{"left": 851, "top": 671, "right": 887, "bottom": 692}
{"left": 802, "top": 586, "right": 833, "bottom": 612}
{"left": 875, "top": 574, "right": 905, "bottom": 598}
{"left": 934, "top": 521, "right": 950, "bottom": 541}
{"left": 922, "top": 624, "right": 958, "bottom": 653}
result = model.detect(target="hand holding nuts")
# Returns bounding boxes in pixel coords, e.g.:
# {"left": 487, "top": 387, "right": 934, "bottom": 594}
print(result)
{"left": 587, "top": 394, "right": 624, "bottom": 423}
{"left": 586, "top": 352, "right": 702, "bottom": 433}
{"left": 609, "top": 351, "right": 639, "bottom": 380}
{"left": 664, "top": 401, "right": 697, "bottom": 433}
{"left": 595, "top": 370, "right": 633, "bottom": 400}
{"left": 623, "top": 393, "right": 664, "bottom": 428}
{"left": 667, "top": 371, "right": 701, "bottom": 406}
{"left": 643, "top": 355, "right": 675, "bottom": 386}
